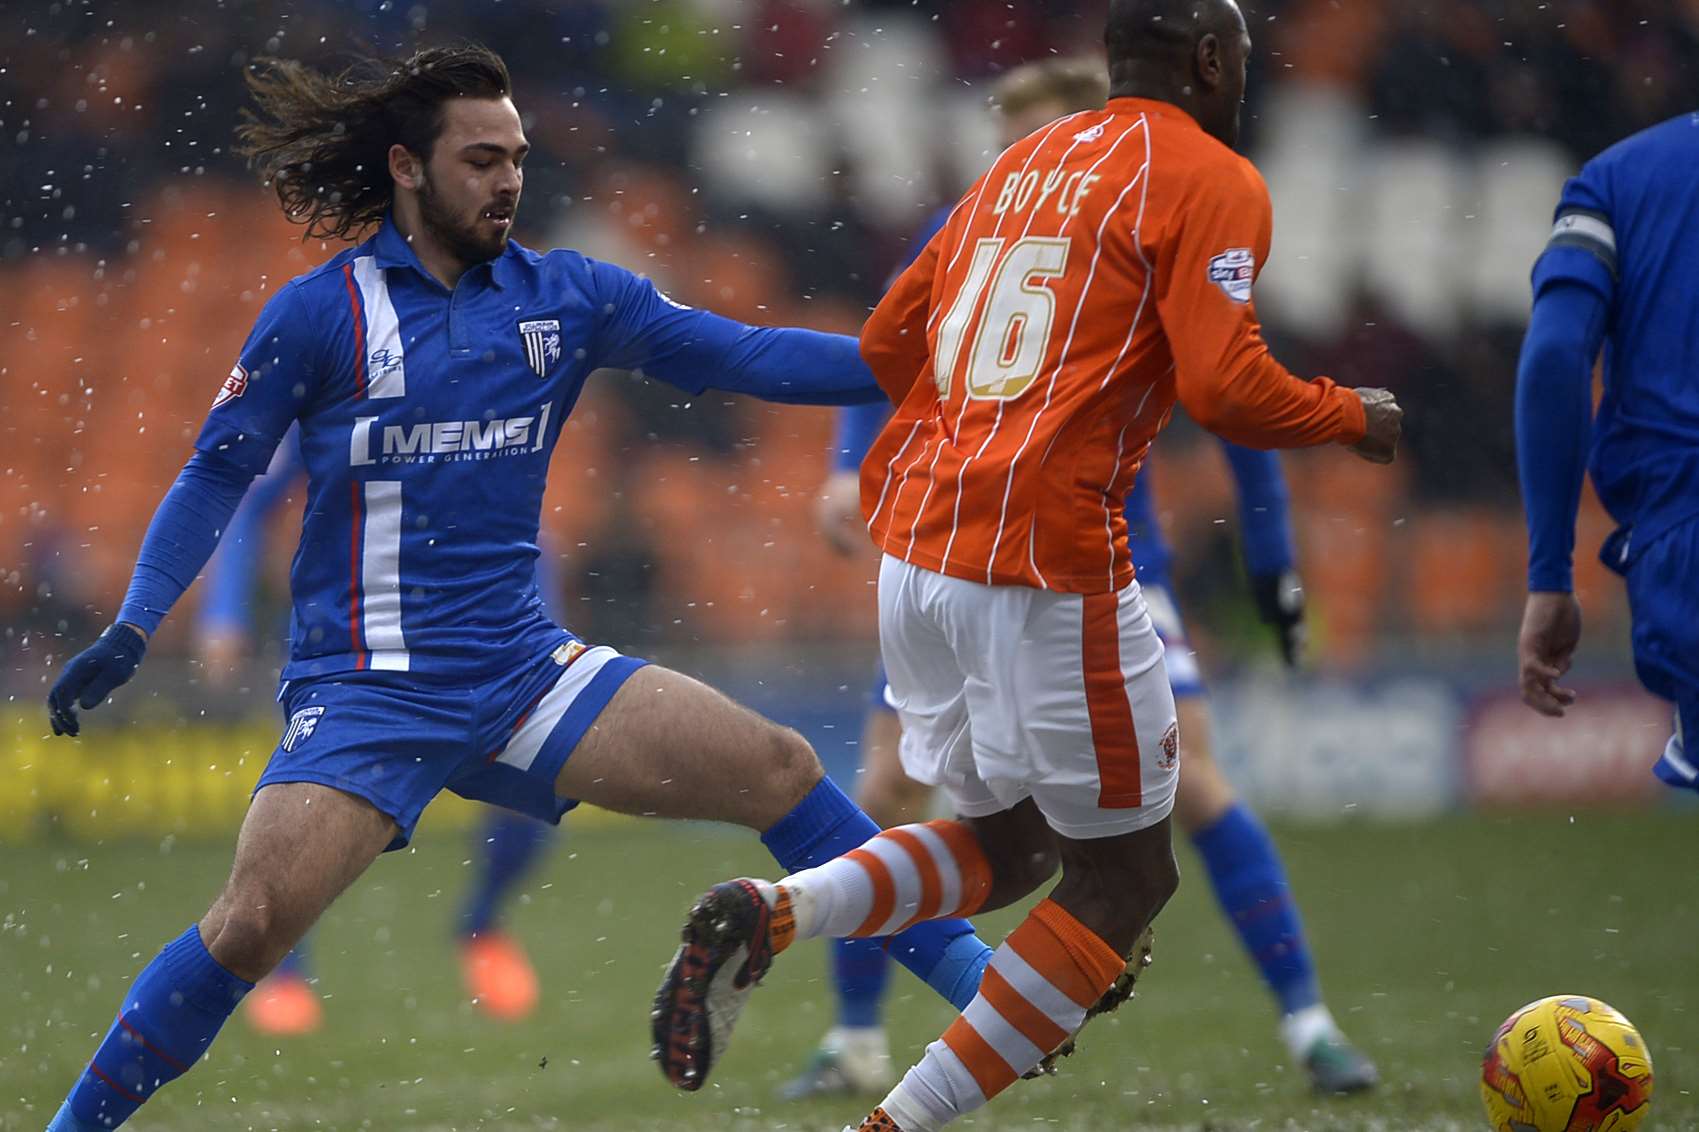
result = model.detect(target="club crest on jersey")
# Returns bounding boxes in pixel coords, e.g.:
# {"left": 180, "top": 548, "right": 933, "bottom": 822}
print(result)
{"left": 1207, "top": 248, "right": 1255, "bottom": 303}
{"left": 281, "top": 705, "right": 325, "bottom": 752}
{"left": 518, "top": 319, "right": 563, "bottom": 377}
{"left": 212, "top": 362, "right": 248, "bottom": 410}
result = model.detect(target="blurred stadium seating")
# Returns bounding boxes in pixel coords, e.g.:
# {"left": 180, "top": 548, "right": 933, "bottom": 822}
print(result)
{"left": 3, "top": 0, "right": 1695, "bottom": 825}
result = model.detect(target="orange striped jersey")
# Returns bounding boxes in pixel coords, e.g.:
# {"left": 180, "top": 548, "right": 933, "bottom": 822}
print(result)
{"left": 859, "top": 97, "right": 1367, "bottom": 594}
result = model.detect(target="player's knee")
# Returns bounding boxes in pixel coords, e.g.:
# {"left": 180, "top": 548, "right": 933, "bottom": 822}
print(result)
{"left": 1056, "top": 829, "right": 1178, "bottom": 950}
{"left": 761, "top": 723, "right": 824, "bottom": 808}
{"left": 203, "top": 884, "right": 303, "bottom": 980}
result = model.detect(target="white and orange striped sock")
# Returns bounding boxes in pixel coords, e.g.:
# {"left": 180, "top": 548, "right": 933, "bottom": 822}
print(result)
{"left": 764, "top": 820, "right": 993, "bottom": 953}
{"left": 870, "top": 899, "right": 1126, "bottom": 1132}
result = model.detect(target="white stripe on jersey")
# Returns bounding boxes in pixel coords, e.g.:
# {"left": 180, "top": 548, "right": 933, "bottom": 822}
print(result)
{"left": 362, "top": 480, "right": 409, "bottom": 670}
{"left": 353, "top": 255, "right": 407, "bottom": 399}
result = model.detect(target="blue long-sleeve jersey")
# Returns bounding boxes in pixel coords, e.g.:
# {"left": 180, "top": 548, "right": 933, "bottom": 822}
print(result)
{"left": 196, "top": 426, "right": 571, "bottom": 636}
{"left": 833, "top": 208, "right": 1296, "bottom": 586}
{"left": 1518, "top": 112, "right": 1699, "bottom": 591}
{"left": 121, "top": 218, "right": 883, "bottom": 680}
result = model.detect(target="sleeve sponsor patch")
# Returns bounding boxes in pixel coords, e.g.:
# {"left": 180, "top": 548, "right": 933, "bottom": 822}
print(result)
{"left": 1207, "top": 248, "right": 1256, "bottom": 303}
{"left": 1546, "top": 209, "right": 1618, "bottom": 278}
{"left": 211, "top": 362, "right": 248, "bottom": 410}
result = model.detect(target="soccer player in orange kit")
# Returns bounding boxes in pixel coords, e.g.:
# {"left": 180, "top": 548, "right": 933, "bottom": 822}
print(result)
{"left": 653, "top": 2, "right": 1403, "bottom": 1128}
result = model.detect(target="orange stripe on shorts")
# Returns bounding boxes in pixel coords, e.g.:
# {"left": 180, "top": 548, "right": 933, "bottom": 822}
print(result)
{"left": 848, "top": 847, "right": 896, "bottom": 937}
{"left": 978, "top": 965, "right": 1071, "bottom": 1055}
{"left": 1081, "top": 590, "right": 1142, "bottom": 807}
{"left": 883, "top": 827, "right": 942, "bottom": 930}
{"left": 942, "top": 1014, "right": 1019, "bottom": 1099}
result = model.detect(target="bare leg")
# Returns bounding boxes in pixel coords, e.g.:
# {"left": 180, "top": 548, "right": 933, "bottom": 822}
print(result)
{"left": 555, "top": 665, "right": 824, "bottom": 830}
{"left": 1170, "top": 697, "right": 1235, "bottom": 832}
{"left": 856, "top": 708, "right": 933, "bottom": 828}
{"left": 201, "top": 782, "right": 398, "bottom": 981}
{"left": 47, "top": 782, "right": 396, "bottom": 1130}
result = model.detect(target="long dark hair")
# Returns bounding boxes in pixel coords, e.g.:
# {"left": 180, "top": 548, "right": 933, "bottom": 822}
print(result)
{"left": 235, "top": 44, "right": 512, "bottom": 241}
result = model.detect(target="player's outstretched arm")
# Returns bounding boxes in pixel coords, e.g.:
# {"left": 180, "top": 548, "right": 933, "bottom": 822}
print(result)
{"left": 48, "top": 448, "right": 261, "bottom": 735}
{"left": 48, "top": 283, "right": 320, "bottom": 736}
{"left": 585, "top": 259, "right": 886, "bottom": 406}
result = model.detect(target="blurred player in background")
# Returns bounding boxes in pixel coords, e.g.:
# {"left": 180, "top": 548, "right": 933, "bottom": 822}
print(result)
{"left": 196, "top": 427, "right": 556, "bottom": 1034}
{"left": 794, "top": 55, "right": 1377, "bottom": 1101}
{"left": 42, "top": 44, "right": 998, "bottom": 1132}
{"left": 1515, "top": 112, "right": 1699, "bottom": 792}
{"left": 657, "top": 1, "right": 1403, "bottom": 1127}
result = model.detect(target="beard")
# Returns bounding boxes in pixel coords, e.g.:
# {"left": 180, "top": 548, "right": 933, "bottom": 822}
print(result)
{"left": 418, "top": 172, "right": 510, "bottom": 265}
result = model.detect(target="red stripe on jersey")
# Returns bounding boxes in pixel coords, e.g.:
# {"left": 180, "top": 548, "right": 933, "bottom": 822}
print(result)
{"left": 348, "top": 480, "right": 368, "bottom": 669}
{"left": 1081, "top": 590, "right": 1141, "bottom": 807}
{"left": 343, "top": 262, "right": 367, "bottom": 400}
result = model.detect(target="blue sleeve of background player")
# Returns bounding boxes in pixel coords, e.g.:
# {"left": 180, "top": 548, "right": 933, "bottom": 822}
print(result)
{"left": 1517, "top": 166, "right": 1617, "bottom": 593}
{"left": 587, "top": 260, "right": 885, "bottom": 405}
{"left": 831, "top": 403, "right": 891, "bottom": 472}
{"left": 195, "top": 431, "right": 305, "bottom": 636}
{"left": 827, "top": 205, "right": 953, "bottom": 472}
{"left": 117, "top": 285, "right": 323, "bottom": 634}
{"left": 1220, "top": 442, "right": 1295, "bottom": 577}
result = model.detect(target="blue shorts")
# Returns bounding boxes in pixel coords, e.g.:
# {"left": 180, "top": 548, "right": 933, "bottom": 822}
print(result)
{"left": 1618, "top": 520, "right": 1699, "bottom": 791}
{"left": 866, "top": 580, "right": 1205, "bottom": 712}
{"left": 259, "top": 642, "right": 648, "bottom": 848}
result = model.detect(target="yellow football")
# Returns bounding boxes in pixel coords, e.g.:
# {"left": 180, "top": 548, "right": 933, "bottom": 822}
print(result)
{"left": 1481, "top": 995, "right": 1653, "bottom": 1131}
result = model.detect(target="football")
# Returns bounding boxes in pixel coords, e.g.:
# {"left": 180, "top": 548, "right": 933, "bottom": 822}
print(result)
{"left": 1481, "top": 995, "right": 1654, "bottom": 1131}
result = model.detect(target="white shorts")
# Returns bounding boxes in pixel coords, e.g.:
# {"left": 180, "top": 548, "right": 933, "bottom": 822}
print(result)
{"left": 878, "top": 554, "right": 1179, "bottom": 839}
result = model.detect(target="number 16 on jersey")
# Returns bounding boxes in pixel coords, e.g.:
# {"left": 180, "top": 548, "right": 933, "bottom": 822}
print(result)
{"left": 933, "top": 237, "right": 1070, "bottom": 402}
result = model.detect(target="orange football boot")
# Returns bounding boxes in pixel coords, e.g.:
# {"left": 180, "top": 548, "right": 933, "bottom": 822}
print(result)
{"left": 460, "top": 931, "right": 540, "bottom": 1021}
{"left": 243, "top": 971, "right": 322, "bottom": 1036}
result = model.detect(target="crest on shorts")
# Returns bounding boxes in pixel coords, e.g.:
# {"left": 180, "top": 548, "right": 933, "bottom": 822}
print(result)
{"left": 1207, "top": 248, "right": 1255, "bottom": 303}
{"left": 1158, "top": 722, "right": 1179, "bottom": 771}
{"left": 551, "top": 640, "right": 587, "bottom": 667}
{"left": 212, "top": 362, "right": 248, "bottom": 410}
{"left": 282, "top": 705, "right": 326, "bottom": 752}
{"left": 518, "top": 318, "right": 563, "bottom": 377}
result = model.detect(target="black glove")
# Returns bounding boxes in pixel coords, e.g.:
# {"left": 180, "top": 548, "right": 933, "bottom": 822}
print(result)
{"left": 48, "top": 623, "right": 147, "bottom": 736}
{"left": 1250, "top": 569, "right": 1306, "bottom": 669}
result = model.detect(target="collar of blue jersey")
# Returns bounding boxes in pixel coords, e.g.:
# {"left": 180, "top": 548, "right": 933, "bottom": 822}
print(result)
{"left": 371, "top": 212, "right": 523, "bottom": 291}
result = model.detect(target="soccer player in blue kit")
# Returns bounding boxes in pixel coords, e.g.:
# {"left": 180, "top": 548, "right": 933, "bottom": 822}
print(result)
{"left": 41, "top": 45, "right": 996, "bottom": 1130}
{"left": 794, "top": 57, "right": 1377, "bottom": 1101}
{"left": 196, "top": 429, "right": 562, "bottom": 1032}
{"left": 1516, "top": 112, "right": 1699, "bottom": 791}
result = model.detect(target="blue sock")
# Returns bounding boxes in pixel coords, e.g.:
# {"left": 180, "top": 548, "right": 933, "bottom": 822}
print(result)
{"left": 761, "top": 777, "right": 992, "bottom": 1012}
{"left": 1193, "top": 803, "right": 1321, "bottom": 1015}
{"left": 831, "top": 938, "right": 891, "bottom": 1029}
{"left": 459, "top": 810, "right": 554, "bottom": 938}
{"left": 272, "top": 939, "right": 310, "bottom": 980}
{"left": 53, "top": 925, "right": 252, "bottom": 1130}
